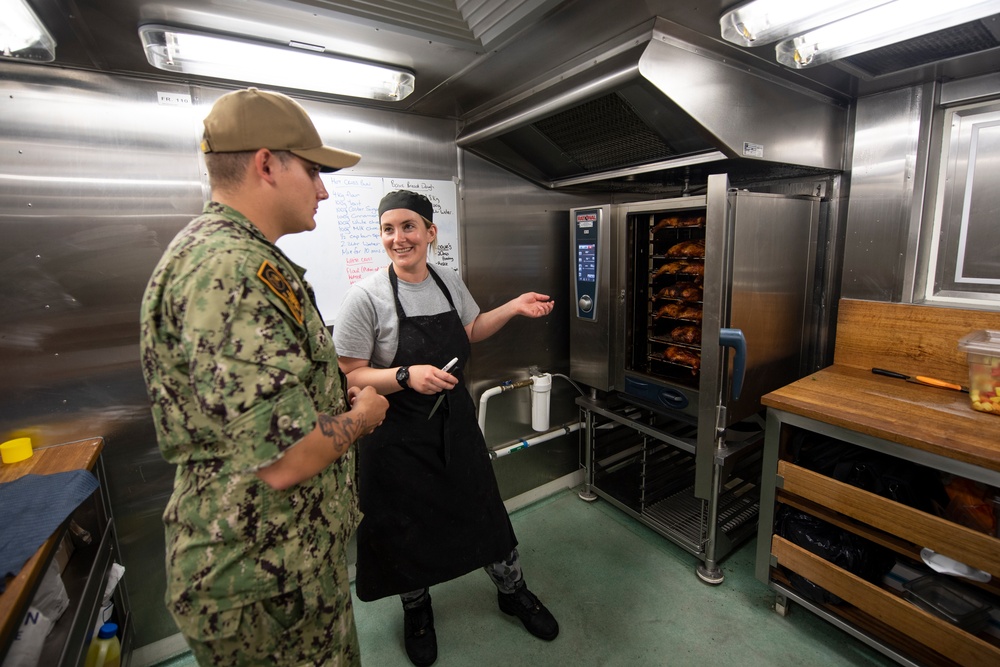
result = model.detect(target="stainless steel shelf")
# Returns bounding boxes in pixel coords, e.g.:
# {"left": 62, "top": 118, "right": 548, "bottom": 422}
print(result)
{"left": 579, "top": 395, "right": 762, "bottom": 580}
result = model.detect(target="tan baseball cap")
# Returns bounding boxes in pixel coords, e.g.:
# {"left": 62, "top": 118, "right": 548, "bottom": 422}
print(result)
{"left": 201, "top": 88, "right": 361, "bottom": 172}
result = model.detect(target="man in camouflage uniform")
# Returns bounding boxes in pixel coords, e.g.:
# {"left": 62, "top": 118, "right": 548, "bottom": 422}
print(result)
{"left": 140, "top": 88, "right": 388, "bottom": 666}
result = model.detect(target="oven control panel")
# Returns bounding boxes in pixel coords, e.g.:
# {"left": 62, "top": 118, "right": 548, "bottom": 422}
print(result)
{"left": 574, "top": 208, "right": 600, "bottom": 320}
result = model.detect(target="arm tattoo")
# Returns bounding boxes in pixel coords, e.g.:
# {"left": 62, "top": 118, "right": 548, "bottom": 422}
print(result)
{"left": 318, "top": 412, "right": 361, "bottom": 457}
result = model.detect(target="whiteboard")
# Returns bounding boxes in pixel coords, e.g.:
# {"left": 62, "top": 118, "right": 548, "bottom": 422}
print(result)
{"left": 277, "top": 174, "right": 459, "bottom": 324}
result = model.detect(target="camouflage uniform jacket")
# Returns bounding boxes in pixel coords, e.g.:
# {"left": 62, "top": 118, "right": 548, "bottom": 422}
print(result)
{"left": 140, "top": 201, "right": 358, "bottom": 639}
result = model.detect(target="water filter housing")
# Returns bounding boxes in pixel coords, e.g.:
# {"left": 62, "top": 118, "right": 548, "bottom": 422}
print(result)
{"left": 530, "top": 373, "right": 552, "bottom": 431}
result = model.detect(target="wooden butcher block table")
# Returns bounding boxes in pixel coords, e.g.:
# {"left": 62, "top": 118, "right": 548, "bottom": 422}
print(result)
{"left": 755, "top": 299, "right": 1000, "bottom": 667}
{"left": 0, "top": 437, "right": 130, "bottom": 667}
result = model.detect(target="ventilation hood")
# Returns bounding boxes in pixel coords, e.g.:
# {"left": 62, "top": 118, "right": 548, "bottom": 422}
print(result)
{"left": 457, "top": 18, "right": 848, "bottom": 192}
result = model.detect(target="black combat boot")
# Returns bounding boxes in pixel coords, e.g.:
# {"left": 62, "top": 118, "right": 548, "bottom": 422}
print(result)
{"left": 403, "top": 591, "right": 437, "bottom": 666}
{"left": 497, "top": 584, "right": 559, "bottom": 640}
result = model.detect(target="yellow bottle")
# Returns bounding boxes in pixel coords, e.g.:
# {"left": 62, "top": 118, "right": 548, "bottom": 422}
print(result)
{"left": 84, "top": 622, "right": 121, "bottom": 667}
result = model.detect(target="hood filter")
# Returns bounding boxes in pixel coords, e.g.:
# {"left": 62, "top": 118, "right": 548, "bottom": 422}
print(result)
{"left": 533, "top": 93, "right": 679, "bottom": 172}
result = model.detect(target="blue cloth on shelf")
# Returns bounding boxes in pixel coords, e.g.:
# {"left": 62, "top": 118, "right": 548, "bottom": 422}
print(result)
{"left": 0, "top": 470, "right": 100, "bottom": 593}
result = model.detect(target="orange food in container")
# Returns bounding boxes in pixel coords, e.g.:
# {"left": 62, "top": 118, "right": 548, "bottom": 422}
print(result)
{"left": 958, "top": 330, "right": 1000, "bottom": 416}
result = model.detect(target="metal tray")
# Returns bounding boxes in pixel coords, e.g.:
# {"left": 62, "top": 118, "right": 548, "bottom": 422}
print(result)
{"left": 903, "top": 574, "right": 991, "bottom": 632}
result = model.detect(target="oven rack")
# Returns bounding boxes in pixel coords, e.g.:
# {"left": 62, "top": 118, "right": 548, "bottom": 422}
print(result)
{"left": 649, "top": 267, "right": 706, "bottom": 281}
{"left": 650, "top": 313, "right": 703, "bottom": 324}
{"left": 648, "top": 335, "right": 701, "bottom": 348}
{"left": 649, "top": 219, "right": 706, "bottom": 235}
{"left": 650, "top": 222, "right": 705, "bottom": 232}
{"left": 649, "top": 293, "right": 704, "bottom": 302}
{"left": 650, "top": 296, "right": 703, "bottom": 304}
{"left": 647, "top": 354, "right": 700, "bottom": 374}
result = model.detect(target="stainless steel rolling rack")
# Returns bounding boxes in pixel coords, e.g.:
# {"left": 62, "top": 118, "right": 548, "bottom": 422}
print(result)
{"left": 577, "top": 393, "right": 763, "bottom": 582}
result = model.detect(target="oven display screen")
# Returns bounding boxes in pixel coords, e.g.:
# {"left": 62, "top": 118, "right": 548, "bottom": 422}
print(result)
{"left": 577, "top": 243, "right": 596, "bottom": 282}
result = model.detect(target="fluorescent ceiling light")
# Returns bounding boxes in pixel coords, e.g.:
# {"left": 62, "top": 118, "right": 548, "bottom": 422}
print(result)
{"left": 0, "top": 0, "right": 56, "bottom": 62}
{"left": 720, "top": 0, "right": 895, "bottom": 46}
{"left": 774, "top": 0, "right": 1000, "bottom": 68}
{"left": 138, "top": 25, "right": 415, "bottom": 102}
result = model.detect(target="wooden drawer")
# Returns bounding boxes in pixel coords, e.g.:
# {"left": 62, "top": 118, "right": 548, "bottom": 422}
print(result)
{"left": 772, "top": 536, "right": 1000, "bottom": 667}
{"left": 777, "top": 460, "right": 1000, "bottom": 576}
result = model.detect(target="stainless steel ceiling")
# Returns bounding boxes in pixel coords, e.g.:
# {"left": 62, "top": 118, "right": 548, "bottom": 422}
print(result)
{"left": 22, "top": 0, "right": 1000, "bottom": 120}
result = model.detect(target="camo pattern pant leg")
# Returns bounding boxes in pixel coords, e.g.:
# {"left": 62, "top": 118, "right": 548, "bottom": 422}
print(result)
{"left": 183, "top": 569, "right": 360, "bottom": 667}
{"left": 483, "top": 548, "right": 523, "bottom": 594}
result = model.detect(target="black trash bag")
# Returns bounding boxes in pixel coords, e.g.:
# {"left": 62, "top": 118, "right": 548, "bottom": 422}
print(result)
{"left": 775, "top": 507, "right": 896, "bottom": 605}
{"left": 788, "top": 431, "right": 949, "bottom": 515}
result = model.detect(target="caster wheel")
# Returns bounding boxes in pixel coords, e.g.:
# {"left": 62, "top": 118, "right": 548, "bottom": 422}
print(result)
{"left": 696, "top": 564, "right": 725, "bottom": 585}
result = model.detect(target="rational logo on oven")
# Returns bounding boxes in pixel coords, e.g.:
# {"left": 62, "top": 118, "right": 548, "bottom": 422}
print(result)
{"left": 577, "top": 212, "right": 597, "bottom": 227}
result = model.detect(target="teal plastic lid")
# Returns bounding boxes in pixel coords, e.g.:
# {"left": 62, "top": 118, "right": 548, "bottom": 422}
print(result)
{"left": 97, "top": 623, "right": 118, "bottom": 640}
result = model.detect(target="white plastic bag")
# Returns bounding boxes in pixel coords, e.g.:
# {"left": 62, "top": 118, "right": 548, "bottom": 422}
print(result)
{"left": 32, "top": 558, "right": 70, "bottom": 623}
{"left": 1, "top": 606, "right": 52, "bottom": 667}
{"left": 92, "top": 563, "right": 125, "bottom": 636}
{"left": 1, "top": 558, "right": 70, "bottom": 667}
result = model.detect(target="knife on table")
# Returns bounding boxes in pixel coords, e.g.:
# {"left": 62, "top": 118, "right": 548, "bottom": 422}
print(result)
{"left": 871, "top": 368, "right": 969, "bottom": 393}
{"left": 428, "top": 357, "right": 459, "bottom": 419}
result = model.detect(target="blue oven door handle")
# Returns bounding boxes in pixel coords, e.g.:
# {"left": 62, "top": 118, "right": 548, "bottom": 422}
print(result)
{"left": 719, "top": 328, "right": 746, "bottom": 400}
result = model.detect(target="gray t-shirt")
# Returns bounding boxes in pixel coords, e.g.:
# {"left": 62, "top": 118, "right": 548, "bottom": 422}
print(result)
{"left": 334, "top": 266, "right": 480, "bottom": 369}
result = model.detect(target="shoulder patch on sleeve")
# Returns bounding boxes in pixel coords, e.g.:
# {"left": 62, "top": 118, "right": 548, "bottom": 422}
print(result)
{"left": 257, "top": 260, "right": 304, "bottom": 325}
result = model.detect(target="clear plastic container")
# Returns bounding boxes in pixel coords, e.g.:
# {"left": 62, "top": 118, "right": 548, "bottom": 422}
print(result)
{"left": 957, "top": 330, "right": 1000, "bottom": 416}
{"left": 84, "top": 622, "right": 121, "bottom": 667}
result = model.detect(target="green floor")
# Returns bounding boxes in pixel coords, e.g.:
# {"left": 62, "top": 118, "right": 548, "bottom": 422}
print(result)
{"left": 156, "top": 487, "right": 897, "bottom": 666}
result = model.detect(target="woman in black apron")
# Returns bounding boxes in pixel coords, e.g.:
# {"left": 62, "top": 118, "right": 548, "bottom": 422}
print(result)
{"left": 335, "top": 191, "right": 558, "bottom": 666}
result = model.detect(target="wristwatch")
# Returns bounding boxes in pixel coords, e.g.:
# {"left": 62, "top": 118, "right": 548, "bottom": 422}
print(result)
{"left": 396, "top": 366, "right": 410, "bottom": 389}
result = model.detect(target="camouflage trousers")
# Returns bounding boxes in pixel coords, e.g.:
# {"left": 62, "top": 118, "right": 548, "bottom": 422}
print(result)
{"left": 182, "top": 573, "right": 360, "bottom": 667}
{"left": 400, "top": 548, "right": 524, "bottom": 608}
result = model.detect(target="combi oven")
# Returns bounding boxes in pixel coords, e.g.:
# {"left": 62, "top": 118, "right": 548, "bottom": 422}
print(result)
{"left": 571, "top": 174, "right": 821, "bottom": 581}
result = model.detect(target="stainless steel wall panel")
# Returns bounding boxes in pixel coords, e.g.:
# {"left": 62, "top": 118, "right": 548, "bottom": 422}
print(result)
{"left": 0, "top": 63, "right": 461, "bottom": 651}
{"left": 842, "top": 74, "right": 999, "bottom": 309}
{"left": 841, "top": 87, "right": 926, "bottom": 301}
{"left": 0, "top": 65, "right": 206, "bottom": 648}
{"left": 940, "top": 71, "right": 1000, "bottom": 106}
{"left": 460, "top": 151, "right": 589, "bottom": 499}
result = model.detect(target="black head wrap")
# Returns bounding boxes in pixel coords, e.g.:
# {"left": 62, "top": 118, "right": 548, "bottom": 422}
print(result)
{"left": 378, "top": 190, "right": 434, "bottom": 223}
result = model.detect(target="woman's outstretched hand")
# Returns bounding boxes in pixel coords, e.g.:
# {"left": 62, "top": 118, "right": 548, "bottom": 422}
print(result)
{"left": 466, "top": 292, "right": 555, "bottom": 343}
{"left": 513, "top": 292, "right": 554, "bottom": 318}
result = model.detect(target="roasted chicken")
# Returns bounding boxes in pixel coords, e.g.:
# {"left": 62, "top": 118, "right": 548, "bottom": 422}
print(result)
{"left": 670, "top": 325, "right": 701, "bottom": 345}
{"left": 654, "top": 281, "right": 703, "bottom": 302}
{"left": 666, "top": 239, "right": 705, "bottom": 258}
{"left": 664, "top": 345, "right": 701, "bottom": 370}
{"left": 654, "top": 302, "right": 703, "bottom": 322}
{"left": 653, "top": 261, "right": 705, "bottom": 278}
{"left": 652, "top": 215, "right": 706, "bottom": 232}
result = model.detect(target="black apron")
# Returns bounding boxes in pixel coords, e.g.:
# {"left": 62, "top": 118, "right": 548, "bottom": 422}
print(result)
{"left": 354, "top": 265, "right": 517, "bottom": 601}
